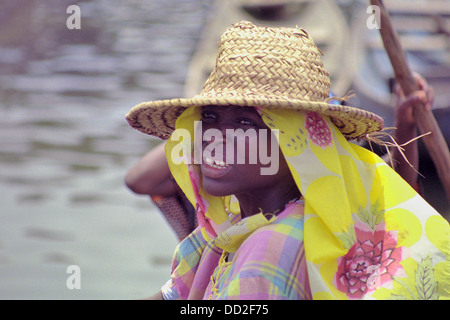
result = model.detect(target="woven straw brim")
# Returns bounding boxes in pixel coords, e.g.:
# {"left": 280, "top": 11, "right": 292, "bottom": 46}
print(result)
{"left": 125, "top": 96, "right": 384, "bottom": 140}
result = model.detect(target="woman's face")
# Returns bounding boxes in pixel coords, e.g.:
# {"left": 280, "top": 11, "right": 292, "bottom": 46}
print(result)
{"left": 199, "top": 105, "right": 292, "bottom": 198}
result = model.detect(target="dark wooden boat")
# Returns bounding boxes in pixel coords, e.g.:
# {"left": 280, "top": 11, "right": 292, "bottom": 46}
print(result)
{"left": 349, "top": 0, "right": 449, "bottom": 213}
{"left": 350, "top": 0, "right": 450, "bottom": 141}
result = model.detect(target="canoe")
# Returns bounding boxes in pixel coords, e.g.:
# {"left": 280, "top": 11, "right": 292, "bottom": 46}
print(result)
{"left": 350, "top": 0, "right": 450, "bottom": 141}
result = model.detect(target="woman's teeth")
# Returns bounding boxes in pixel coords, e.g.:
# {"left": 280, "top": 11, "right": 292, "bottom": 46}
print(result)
{"left": 204, "top": 157, "right": 229, "bottom": 169}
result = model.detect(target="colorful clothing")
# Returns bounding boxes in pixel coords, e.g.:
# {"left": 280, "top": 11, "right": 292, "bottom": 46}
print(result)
{"left": 162, "top": 106, "right": 450, "bottom": 300}
{"left": 162, "top": 200, "right": 310, "bottom": 300}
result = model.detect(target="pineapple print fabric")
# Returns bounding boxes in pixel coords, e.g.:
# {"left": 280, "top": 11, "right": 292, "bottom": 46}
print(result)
{"left": 165, "top": 106, "right": 450, "bottom": 300}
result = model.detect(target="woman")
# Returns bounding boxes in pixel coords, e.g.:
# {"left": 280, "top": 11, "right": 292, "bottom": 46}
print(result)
{"left": 126, "top": 21, "right": 449, "bottom": 300}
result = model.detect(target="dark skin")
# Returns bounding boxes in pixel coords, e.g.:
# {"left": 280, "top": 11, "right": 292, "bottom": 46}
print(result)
{"left": 200, "top": 105, "right": 301, "bottom": 218}
{"left": 392, "top": 73, "right": 434, "bottom": 188}
{"left": 125, "top": 142, "right": 177, "bottom": 197}
{"left": 147, "top": 105, "right": 301, "bottom": 300}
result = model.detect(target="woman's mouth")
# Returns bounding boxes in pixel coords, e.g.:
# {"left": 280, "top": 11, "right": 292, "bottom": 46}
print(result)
{"left": 204, "top": 156, "right": 230, "bottom": 169}
{"left": 201, "top": 155, "right": 232, "bottom": 178}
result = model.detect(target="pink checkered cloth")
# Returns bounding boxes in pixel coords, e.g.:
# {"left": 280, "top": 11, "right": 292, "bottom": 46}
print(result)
{"left": 161, "top": 200, "right": 311, "bottom": 300}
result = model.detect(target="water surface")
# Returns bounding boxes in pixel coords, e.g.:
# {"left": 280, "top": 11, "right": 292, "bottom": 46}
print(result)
{"left": 0, "top": 0, "right": 210, "bottom": 299}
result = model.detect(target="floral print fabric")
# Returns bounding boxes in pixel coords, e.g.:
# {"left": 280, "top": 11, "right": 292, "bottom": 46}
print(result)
{"left": 164, "top": 106, "right": 450, "bottom": 300}
{"left": 335, "top": 219, "right": 407, "bottom": 299}
{"left": 260, "top": 108, "right": 449, "bottom": 300}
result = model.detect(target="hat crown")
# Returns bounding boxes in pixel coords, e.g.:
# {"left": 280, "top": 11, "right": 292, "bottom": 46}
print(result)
{"left": 126, "top": 21, "right": 384, "bottom": 141}
{"left": 199, "top": 21, "right": 330, "bottom": 103}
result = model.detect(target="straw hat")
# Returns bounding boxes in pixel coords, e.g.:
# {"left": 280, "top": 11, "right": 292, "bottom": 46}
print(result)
{"left": 126, "top": 21, "right": 383, "bottom": 140}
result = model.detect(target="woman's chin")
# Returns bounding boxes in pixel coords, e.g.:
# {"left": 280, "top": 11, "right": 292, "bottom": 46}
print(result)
{"left": 201, "top": 177, "right": 233, "bottom": 197}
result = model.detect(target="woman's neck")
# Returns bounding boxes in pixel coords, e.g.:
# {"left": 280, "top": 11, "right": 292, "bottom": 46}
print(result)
{"left": 235, "top": 183, "right": 301, "bottom": 219}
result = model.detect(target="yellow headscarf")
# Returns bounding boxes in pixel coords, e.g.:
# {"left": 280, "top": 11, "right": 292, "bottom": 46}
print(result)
{"left": 165, "top": 106, "right": 450, "bottom": 300}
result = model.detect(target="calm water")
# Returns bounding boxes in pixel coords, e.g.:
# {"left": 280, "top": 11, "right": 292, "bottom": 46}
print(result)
{"left": 0, "top": 0, "right": 211, "bottom": 299}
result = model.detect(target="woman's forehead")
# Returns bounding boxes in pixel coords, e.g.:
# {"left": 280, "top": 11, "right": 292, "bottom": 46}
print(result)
{"left": 202, "top": 105, "right": 258, "bottom": 114}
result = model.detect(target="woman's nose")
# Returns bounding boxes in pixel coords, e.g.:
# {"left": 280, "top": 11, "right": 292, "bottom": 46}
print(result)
{"left": 216, "top": 122, "right": 235, "bottom": 136}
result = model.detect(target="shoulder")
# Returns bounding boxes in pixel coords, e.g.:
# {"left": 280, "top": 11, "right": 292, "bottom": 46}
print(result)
{"left": 250, "top": 212, "right": 304, "bottom": 244}
{"left": 173, "top": 226, "right": 207, "bottom": 265}
{"left": 226, "top": 212, "right": 308, "bottom": 299}
{"left": 236, "top": 212, "right": 304, "bottom": 262}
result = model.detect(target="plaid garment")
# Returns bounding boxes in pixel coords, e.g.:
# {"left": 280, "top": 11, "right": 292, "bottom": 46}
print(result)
{"left": 161, "top": 201, "right": 311, "bottom": 300}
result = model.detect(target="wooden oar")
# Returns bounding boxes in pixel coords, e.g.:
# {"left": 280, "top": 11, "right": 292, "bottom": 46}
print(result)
{"left": 370, "top": 0, "right": 450, "bottom": 199}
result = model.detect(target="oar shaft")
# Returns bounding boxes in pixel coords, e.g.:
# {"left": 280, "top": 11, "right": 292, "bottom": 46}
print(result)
{"left": 370, "top": 0, "right": 450, "bottom": 199}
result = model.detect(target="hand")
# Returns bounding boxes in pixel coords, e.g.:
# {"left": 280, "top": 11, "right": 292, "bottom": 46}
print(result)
{"left": 394, "top": 73, "right": 434, "bottom": 128}
{"left": 391, "top": 73, "right": 434, "bottom": 190}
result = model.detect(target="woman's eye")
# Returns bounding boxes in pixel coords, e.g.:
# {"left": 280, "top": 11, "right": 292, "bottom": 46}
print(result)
{"left": 201, "top": 111, "right": 217, "bottom": 121}
{"left": 238, "top": 118, "right": 256, "bottom": 126}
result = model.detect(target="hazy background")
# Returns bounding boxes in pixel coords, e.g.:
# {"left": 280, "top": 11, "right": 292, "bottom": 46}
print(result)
{"left": 0, "top": 0, "right": 211, "bottom": 299}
